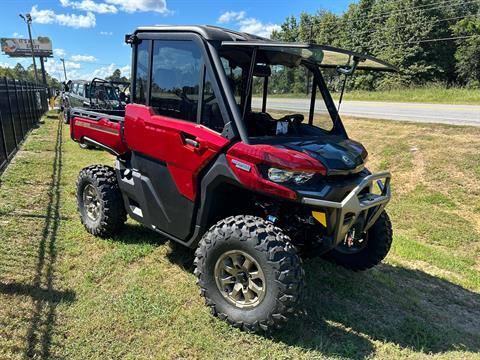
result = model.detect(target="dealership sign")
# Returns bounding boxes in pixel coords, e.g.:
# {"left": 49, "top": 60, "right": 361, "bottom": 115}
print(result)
{"left": 1, "top": 37, "right": 53, "bottom": 58}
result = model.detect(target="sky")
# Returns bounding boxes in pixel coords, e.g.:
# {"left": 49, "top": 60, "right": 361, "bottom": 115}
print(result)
{"left": 0, "top": 0, "right": 354, "bottom": 81}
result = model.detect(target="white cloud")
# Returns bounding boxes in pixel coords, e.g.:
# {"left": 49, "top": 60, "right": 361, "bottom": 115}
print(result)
{"left": 89, "top": 63, "right": 130, "bottom": 79}
{"left": 100, "top": 31, "right": 113, "bottom": 35}
{"left": 217, "top": 10, "right": 280, "bottom": 38}
{"left": 105, "top": 0, "right": 168, "bottom": 13}
{"left": 238, "top": 18, "right": 280, "bottom": 38}
{"left": 12, "top": 32, "right": 24, "bottom": 38}
{"left": 30, "top": 6, "right": 96, "bottom": 28}
{"left": 71, "top": 54, "right": 97, "bottom": 62}
{"left": 217, "top": 10, "right": 245, "bottom": 24}
{"left": 44, "top": 59, "right": 82, "bottom": 80}
{"left": 0, "top": 62, "right": 14, "bottom": 68}
{"left": 54, "top": 48, "right": 67, "bottom": 57}
{"left": 60, "top": 0, "right": 117, "bottom": 13}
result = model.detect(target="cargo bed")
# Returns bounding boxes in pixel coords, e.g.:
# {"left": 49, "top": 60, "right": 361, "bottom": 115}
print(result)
{"left": 70, "top": 107, "right": 129, "bottom": 155}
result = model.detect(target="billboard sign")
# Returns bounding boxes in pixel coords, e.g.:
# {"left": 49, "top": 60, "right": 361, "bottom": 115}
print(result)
{"left": 1, "top": 37, "right": 53, "bottom": 58}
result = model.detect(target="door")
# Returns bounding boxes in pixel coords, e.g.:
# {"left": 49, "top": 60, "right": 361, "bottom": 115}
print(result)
{"left": 123, "top": 37, "right": 229, "bottom": 240}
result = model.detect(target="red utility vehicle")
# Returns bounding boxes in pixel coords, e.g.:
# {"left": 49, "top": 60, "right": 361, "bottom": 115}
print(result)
{"left": 71, "top": 26, "right": 396, "bottom": 331}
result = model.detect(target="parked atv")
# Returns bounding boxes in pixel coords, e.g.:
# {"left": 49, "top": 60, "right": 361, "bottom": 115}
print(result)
{"left": 70, "top": 25, "right": 396, "bottom": 332}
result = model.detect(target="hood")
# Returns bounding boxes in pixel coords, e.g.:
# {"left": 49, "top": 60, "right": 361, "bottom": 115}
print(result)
{"left": 279, "top": 137, "right": 367, "bottom": 175}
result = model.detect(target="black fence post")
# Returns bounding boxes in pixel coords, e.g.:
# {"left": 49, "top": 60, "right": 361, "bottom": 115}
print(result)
{"left": 14, "top": 79, "right": 26, "bottom": 138}
{"left": 0, "top": 85, "right": 8, "bottom": 171}
{"left": 20, "top": 81, "right": 29, "bottom": 132}
{"left": 27, "top": 82, "right": 35, "bottom": 126}
{"left": 7, "top": 80, "right": 24, "bottom": 142}
{"left": 4, "top": 78, "right": 19, "bottom": 147}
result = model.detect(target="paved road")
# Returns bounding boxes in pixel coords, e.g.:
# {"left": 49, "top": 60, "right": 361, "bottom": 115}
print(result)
{"left": 252, "top": 98, "right": 480, "bottom": 127}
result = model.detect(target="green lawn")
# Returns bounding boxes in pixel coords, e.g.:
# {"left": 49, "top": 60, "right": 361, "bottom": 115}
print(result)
{"left": 268, "top": 86, "right": 480, "bottom": 105}
{"left": 0, "top": 112, "right": 479, "bottom": 359}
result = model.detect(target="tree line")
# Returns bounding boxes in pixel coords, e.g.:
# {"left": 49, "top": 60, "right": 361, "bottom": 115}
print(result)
{"left": 270, "top": 0, "right": 480, "bottom": 91}
{"left": 0, "top": 62, "right": 61, "bottom": 88}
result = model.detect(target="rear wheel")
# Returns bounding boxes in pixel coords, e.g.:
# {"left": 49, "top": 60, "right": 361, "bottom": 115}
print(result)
{"left": 194, "top": 215, "right": 304, "bottom": 332}
{"left": 76, "top": 165, "right": 126, "bottom": 237}
{"left": 323, "top": 210, "right": 392, "bottom": 271}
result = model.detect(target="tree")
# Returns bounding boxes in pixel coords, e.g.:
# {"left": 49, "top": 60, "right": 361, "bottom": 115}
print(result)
{"left": 106, "top": 69, "right": 128, "bottom": 83}
{"left": 453, "top": 16, "right": 480, "bottom": 88}
{"left": 266, "top": 0, "right": 480, "bottom": 91}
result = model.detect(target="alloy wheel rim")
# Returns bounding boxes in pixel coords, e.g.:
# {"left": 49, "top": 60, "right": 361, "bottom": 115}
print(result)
{"left": 214, "top": 250, "right": 266, "bottom": 309}
{"left": 83, "top": 184, "right": 101, "bottom": 221}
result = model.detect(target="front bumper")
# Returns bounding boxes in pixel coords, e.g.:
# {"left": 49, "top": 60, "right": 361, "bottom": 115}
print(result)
{"left": 299, "top": 171, "right": 391, "bottom": 246}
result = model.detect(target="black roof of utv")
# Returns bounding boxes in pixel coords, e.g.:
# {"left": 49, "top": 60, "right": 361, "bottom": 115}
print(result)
{"left": 133, "top": 25, "right": 398, "bottom": 72}
{"left": 135, "top": 25, "right": 267, "bottom": 41}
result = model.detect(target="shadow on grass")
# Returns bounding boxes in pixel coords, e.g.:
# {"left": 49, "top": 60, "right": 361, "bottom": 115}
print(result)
{"left": 110, "top": 220, "right": 480, "bottom": 359}
{"left": 112, "top": 222, "right": 480, "bottom": 358}
{"left": 272, "top": 259, "right": 480, "bottom": 359}
{"left": 113, "top": 223, "right": 196, "bottom": 273}
{"left": 0, "top": 119, "right": 76, "bottom": 359}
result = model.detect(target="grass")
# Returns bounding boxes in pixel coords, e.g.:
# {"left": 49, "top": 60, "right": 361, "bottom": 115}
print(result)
{"left": 0, "top": 111, "right": 479, "bottom": 359}
{"left": 267, "top": 86, "right": 480, "bottom": 105}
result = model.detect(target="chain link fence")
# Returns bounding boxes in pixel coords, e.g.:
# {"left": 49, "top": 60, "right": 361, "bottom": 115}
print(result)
{"left": 0, "top": 78, "right": 49, "bottom": 175}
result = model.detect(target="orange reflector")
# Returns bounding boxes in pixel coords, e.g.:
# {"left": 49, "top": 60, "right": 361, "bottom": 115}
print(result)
{"left": 312, "top": 211, "right": 327, "bottom": 227}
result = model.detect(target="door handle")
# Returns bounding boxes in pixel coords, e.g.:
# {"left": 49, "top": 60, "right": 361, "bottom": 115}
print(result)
{"left": 185, "top": 138, "right": 200, "bottom": 148}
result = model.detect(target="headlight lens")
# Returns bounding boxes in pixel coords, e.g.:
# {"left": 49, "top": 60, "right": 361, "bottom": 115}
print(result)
{"left": 267, "top": 167, "right": 315, "bottom": 184}
{"left": 267, "top": 168, "right": 294, "bottom": 183}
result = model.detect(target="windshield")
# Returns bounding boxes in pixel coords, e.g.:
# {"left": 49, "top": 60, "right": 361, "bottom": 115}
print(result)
{"left": 219, "top": 46, "right": 337, "bottom": 139}
{"left": 89, "top": 84, "right": 119, "bottom": 101}
{"left": 221, "top": 42, "right": 398, "bottom": 71}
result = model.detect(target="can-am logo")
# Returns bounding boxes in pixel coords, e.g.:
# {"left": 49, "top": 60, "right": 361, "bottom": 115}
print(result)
{"left": 342, "top": 155, "right": 354, "bottom": 166}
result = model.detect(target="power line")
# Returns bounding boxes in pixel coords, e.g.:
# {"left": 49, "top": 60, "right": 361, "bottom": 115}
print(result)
{"left": 355, "top": 15, "right": 479, "bottom": 37}
{"left": 379, "top": 35, "right": 479, "bottom": 48}
{"left": 366, "top": 0, "right": 476, "bottom": 18}
{"left": 349, "top": 0, "right": 479, "bottom": 23}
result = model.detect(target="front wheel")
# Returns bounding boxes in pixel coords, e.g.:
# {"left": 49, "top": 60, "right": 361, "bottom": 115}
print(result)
{"left": 194, "top": 215, "right": 305, "bottom": 332}
{"left": 323, "top": 210, "right": 393, "bottom": 271}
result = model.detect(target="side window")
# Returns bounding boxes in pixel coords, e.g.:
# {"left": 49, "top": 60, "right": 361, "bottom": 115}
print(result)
{"left": 201, "top": 71, "right": 224, "bottom": 132}
{"left": 77, "top": 84, "right": 84, "bottom": 96}
{"left": 150, "top": 40, "right": 201, "bottom": 122}
{"left": 72, "top": 83, "right": 78, "bottom": 95}
{"left": 134, "top": 40, "right": 150, "bottom": 105}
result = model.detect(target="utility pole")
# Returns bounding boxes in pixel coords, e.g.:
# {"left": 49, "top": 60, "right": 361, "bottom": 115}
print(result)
{"left": 19, "top": 13, "right": 39, "bottom": 85}
{"left": 39, "top": 57, "right": 47, "bottom": 86}
{"left": 60, "top": 58, "right": 67, "bottom": 81}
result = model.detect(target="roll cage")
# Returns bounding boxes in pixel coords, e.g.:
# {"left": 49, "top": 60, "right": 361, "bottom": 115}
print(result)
{"left": 128, "top": 27, "right": 397, "bottom": 144}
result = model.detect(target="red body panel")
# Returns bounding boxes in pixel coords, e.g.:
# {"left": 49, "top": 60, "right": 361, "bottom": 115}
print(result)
{"left": 71, "top": 115, "right": 129, "bottom": 155}
{"left": 227, "top": 143, "right": 326, "bottom": 174}
{"left": 123, "top": 104, "right": 230, "bottom": 201}
{"left": 226, "top": 143, "right": 327, "bottom": 200}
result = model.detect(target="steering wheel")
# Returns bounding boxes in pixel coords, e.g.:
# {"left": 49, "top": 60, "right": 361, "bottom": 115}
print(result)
{"left": 278, "top": 113, "right": 304, "bottom": 125}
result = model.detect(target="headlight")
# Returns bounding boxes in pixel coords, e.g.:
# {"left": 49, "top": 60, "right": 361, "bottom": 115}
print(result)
{"left": 267, "top": 167, "right": 315, "bottom": 184}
